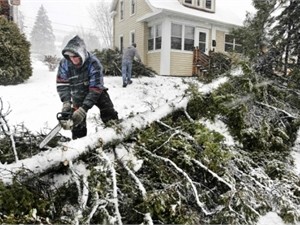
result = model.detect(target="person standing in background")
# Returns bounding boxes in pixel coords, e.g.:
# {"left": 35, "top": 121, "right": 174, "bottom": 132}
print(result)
{"left": 121, "top": 43, "right": 141, "bottom": 88}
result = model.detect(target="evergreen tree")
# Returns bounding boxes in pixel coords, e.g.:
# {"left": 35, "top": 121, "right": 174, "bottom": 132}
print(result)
{"left": 0, "top": 16, "right": 32, "bottom": 85}
{"left": 270, "top": 0, "right": 300, "bottom": 74}
{"left": 30, "top": 5, "right": 56, "bottom": 56}
{"left": 231, "top": 0, "right": 276, "bottom": 61}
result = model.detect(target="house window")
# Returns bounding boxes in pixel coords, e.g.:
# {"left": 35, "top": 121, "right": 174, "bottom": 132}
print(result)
{"left": 148, "top": 27, "right": 154, "bottom": 51}
{"left": 120, "top": 36, "right": 124, "bottom": 53}
{"left": 130, "top": 31, "right": 135, "bottom": 45}
{"left": 171, "top": 23, "right": 182, "bottom": 50}
{"left": 183, "top": 0, "right": 215, "bottom": 11}
{"left": 225, "top": 34, "right": 242, "bottom": 53}
{"left": 205, "top": 0, "right": 212, "bottom": 9}
{"left": 184, "top": 26, "right": 194, "bottom": 51}
{"left": 155, "top": 24, "right": 162, "bottom": 50}
{"left": 148, "top": 24, "right": 162, "bottom": 51}
{"left": 120, "top": 0, "right": 124, "bottom": 20}
{"left": 130, "top": 0, "right": 136, "bottom": 15}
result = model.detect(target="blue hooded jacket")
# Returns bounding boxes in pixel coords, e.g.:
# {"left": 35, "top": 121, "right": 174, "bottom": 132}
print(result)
{"left": 56, "top": 35, "right": 105, "bottom": 111}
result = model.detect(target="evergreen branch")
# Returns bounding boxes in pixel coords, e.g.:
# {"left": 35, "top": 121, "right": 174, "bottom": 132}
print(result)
{"left": 141, "top": 146, "right": 215, "bottom": 216}
{"left": 85, "top": 192, "right": 108, "bottom": 224}
{"left": 190, "top": 158, "right": 234, "bottom": 191}
{"left": 114, "top": 148, "right": 154, "bottom": 225}
{"left": 255, "top": 101, "right": 297, "bottom": 119}
{"left": 184, "top": 109, "right": 195, "bottom": 123}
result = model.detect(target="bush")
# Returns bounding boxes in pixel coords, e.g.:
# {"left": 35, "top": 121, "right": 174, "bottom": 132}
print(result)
{"left": 43, "top": 55, "right": 60, "bottom": 71}
{"left": 0, "top": 16, "right": 32, "bottom": 85}
{"left": 93, "top": 48, "right": 157, "bottom": 77}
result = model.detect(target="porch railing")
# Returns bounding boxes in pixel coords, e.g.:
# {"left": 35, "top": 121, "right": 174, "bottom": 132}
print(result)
{"left": 192, "top": 47, "right": 210, "bottom": 76}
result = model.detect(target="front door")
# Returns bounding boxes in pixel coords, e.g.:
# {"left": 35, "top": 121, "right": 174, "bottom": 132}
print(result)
{"left": 195, "top": 28, "right": 209, "bottom": 54}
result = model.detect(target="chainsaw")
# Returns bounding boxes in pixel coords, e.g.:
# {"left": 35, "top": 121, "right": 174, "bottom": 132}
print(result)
{"left": 39, "top": 112, "right": 73, "bottom": 149}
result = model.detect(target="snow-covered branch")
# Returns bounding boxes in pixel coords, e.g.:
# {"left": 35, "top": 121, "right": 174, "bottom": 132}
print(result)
{"left": 141, "top": 146, "right": 216, "bottom": 216}
{"left": 255, "top": 101, "right": 297, "bottom": 119}
{"left": 0, "top": 95, "right": 189, "bottom": 185}
{"left": 0, "top": 98, "right": 18, "bottom": 162}
{"left": 115, "top": 148, "right": 154, "bottom": 225}
{"left": 99, "top": 149, "right": 122, "bottom": 225}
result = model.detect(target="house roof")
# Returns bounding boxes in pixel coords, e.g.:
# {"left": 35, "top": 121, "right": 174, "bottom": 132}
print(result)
{"left": 111, "top": 0, "right": 256, "bottom": 27}
{"left": 146, "top": 0, "right": 255, "bottom": 26}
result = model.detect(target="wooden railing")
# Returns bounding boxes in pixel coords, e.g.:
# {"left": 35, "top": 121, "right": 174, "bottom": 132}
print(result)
{"left": 192, "top": 47, "right": 210, "bottom": 76}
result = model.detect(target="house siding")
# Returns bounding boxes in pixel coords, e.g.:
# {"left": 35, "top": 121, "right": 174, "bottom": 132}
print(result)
{"left": 112, "top": 0, "right": 241, "bottom": 77}
{"left": 113, "top": 0, "right": 152, "bottom": 62}
{"left": 170, "top": 52, "right": 193, "bottom": 76}
{"left": 215, "top": 30, "right": 226, "bottom": 53}
{"left": 147, "top": 52, "right": 161, "bottom": 74}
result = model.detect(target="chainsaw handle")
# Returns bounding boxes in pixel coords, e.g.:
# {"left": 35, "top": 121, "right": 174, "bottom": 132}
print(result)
{"left": 57, "top": 112, "right": 72, "bottom": 121}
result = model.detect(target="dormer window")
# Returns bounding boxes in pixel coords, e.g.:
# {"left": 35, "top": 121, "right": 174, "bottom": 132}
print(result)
{"left": 183, "top": 0, "right": 215, "bottom": 12}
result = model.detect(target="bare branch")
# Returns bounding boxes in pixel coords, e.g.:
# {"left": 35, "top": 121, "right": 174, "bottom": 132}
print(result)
{"left": 0, "top": 98, "right": 18, "bottom": 162}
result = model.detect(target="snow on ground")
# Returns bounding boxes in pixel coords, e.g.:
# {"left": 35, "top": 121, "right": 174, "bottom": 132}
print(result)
{"left": 1, "top": 60, "right": 192, "bottom": 138}
{"left": 1, "top": 59, "right": 300, "bottom": 225}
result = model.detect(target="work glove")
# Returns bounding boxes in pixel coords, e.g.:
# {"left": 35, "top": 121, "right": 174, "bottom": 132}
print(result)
{"left": 72, "top": 107, "right": 86, "bottom": 126}
{"left": 62, "top": 101, "right": 72, "bottom": 112}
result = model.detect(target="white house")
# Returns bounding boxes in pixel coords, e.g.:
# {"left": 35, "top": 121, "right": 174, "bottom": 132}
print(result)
{"left": 111, "top": 0, "right": 255, "bottom": 76}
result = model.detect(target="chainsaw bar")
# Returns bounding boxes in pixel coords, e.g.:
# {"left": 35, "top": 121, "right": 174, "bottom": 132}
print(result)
{"left": 39, "top": 123, "right": 62, "bottom": 149}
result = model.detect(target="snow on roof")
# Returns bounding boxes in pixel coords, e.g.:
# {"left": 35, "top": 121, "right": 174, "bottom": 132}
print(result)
{"left": 144, "top": 0, "right": 256, "bottom": 26}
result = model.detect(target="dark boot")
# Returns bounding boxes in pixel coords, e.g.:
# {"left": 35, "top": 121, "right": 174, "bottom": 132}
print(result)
{"left": 72, "top": 120, "right": 87, "bottom": 140}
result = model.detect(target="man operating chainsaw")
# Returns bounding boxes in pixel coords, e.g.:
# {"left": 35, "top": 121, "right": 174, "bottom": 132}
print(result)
{"left": 56, "top": 35, "right": 118, "bottom": 140}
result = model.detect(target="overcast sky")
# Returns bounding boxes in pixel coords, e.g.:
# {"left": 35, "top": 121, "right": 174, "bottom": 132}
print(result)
{"left": 18, "top": 0, "right": 112, "bottom": 41}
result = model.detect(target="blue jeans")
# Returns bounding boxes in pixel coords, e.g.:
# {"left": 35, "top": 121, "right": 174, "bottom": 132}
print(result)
{"left": 122, "top": 60, "right": 133, "bottom": 84}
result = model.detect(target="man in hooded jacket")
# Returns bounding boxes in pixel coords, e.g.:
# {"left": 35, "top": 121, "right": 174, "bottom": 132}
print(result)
{"left": 56, "top": 35, "right": 118, "bottom": 139}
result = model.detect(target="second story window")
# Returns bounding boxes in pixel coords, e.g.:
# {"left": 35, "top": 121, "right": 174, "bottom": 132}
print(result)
{"left": 184, "top": 0, "right": 192, "bottom": 4}
{"left": 130, "top": 0, "right": 136, "bottom": 15}
{"left": 120, "top": 0, "right": 124, "bottom": 20}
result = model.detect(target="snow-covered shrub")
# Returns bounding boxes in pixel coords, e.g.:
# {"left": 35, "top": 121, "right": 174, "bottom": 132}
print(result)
{"left": 43, "top": 55, "right": 61, "bottom": 71}
{"left": 93, "top": 48, "right": 157, "bottom": 77}
{"left": 0, "top": 16, "right": 32, "bottom": 85}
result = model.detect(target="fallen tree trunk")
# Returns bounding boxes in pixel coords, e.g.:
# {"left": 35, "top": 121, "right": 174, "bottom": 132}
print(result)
{"left": 0, "top": 97, "right": 189, "bottom": 185}
{"left": 0, "top": 77, "right": 228, "bottom": 185}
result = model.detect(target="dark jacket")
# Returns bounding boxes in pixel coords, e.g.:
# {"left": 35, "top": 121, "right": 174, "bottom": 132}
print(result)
{"left": 56, "top": 35, "right": 105, "bottom": 111}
